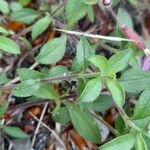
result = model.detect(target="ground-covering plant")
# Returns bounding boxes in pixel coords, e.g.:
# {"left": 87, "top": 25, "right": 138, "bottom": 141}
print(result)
{"left": 1, "top": 0, "right": 150, "bottom": 149}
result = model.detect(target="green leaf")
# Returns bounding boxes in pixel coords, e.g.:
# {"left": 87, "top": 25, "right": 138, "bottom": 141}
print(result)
{"left": 115, "top": 115, "right": 125, "bottom": 134}
{"left": 66, "top": 0, "right": 89, "bottom": 27}
{"left": 0, "top": 36, "right": 20, "bottom": 54}
{"left": 81, "top": 0, "right": 99, "bottom": 5}
{"left": 79, "top": 94, "right": 113, "bottom": 112}
{"left": 52, "top": 106, "right": 70, "bottom": 124}
{"left": 33, "top": 84, "right": 59, "bottom": 99}
{"left": 78, "top": 77, "right": 101, "bottom": 103}
{"left": 10, "top": 8, "right": 40, "bottom": 24}
{"left": 74, "top": 36, "right": 94, "bottom": 71}
{"left": 65, "top": 102, "right": 101, "bottom": 143}
{"left": 87, "top": 6, "right": 94, "bottom": 22}
{"left": 18, "top": 0, "right": 31, "bottom": 6}
{"left": 46, "top": 65, "right": 68, "bottom": 84}
{"left": 134, "top": 116, "right": 150, "bottom": 129}
{"left": 32, "top": 15, "right": 52, "bottom": 40}
{"left": 3, "top": 126, "right": 28, "bottom": 138}
{"left": 135, "top": 134, "right": 147, "bottom": 150}
{"left": 133, "top": 90, "right": 150, "bottom": 119}
{"left": 99, "top": 133, "right": 135, "bottom": 150}
{"left": 128, "top": 0, "right": 139, "bottom": 6}
{"left": 36, "top": 35, "right": 67, "bottom": 64}
{"left": 0, "top": 73, "right": 9, "bottom": 84}
{"left": 107, "top": 50, "right": 131, "bottom": 74}
{"left": 90, "top": 94, "right": 114, "bottom": 112}
{"left": 12, "top": 79, "right": 41, "bottom": 97}
{"left": 0, "top": 27, "right": 9, "bottom": 35}
{"left": 106, "top": 79, "right": 125, "bottom": 107}
{"left": 0, "top": 101, "right": 9, "bottom": 117}
{"left": 10, "top": 2, "right": 23, "bottom": 12}
{"left": 0, "top": 0, "right": 9, "bottom": 15}
{"left": 120, "top": 68, "right": 150, "bottom": 93}
{"left": 17, "top": 68, "right": 43, "bottom": 81}
{"left": 88, "top": 55, "right": 107, "bottom": 75}
{"left": 117, "top": 7, "right": 133, "bottom": 29}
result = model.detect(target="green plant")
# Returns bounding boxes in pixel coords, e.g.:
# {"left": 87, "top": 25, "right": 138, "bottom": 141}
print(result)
{"left": 1, "top": 0, "right": 150, "bottom": 149}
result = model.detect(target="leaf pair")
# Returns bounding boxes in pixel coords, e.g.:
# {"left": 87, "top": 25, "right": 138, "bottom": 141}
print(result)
{"left": 89, "top": 49, "right": 132, "bottom": 75}
{"left": 80, "top": 50, "right": 131, "bottom": 107}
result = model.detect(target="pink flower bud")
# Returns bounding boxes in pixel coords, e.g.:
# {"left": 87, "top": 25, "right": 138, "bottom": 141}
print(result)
{"left": 121, "top": 25, "right": 146, "bottom": 51}
{"left": 102, "top": 0, "right": 111, "bottom": 6}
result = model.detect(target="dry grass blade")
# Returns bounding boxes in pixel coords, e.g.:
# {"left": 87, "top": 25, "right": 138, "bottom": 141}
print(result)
{"left": 54, "top": 28, "right": 134, "bottom": 42}
{"left": 30, "top": 112, "right": 66, "bottom": 150}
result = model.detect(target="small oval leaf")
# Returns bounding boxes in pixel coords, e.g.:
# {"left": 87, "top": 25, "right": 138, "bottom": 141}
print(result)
{"left": 36, "top": 35, "right": 67, "bottom": 64}
{"left": 0, "top": 36, "right": 20, "bottom": 54}
{"left": 11, "top": 8, "right": 40, "bottom": 24}
{"left": 4, "top": 126, "right": 28, "bottom": 138}
{"left": 106, "top": 79, "right": 125, "bottom": 107}
{"left": 32, "top": 15, "right": 52, "bottom": 40}
{"left": 78, "top": 77, "right": 101, "bottom": 103}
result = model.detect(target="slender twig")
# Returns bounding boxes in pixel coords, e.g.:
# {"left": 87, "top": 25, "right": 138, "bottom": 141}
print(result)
{"left": 11, "top": 26, "right": 32, "bottom": 39}
{"left": 30, "top": 112, "right": 66, "bottom": 150}
{"left": 54, "top": 28, "right": 133, "bottom": 42}
{"left": 17, "top": 44, "right": 42, "bottom": 69}
{"left": 8, "top": 94, "right": 76, "bottom": 113}
{"left": 116, "top": 106, "right": 141, "bottom": 132}
{"left": 0, "top": 72, "right": 100, "bottom": 90}
{"left": 31, "top": 102, "right": 49, "bottom": 147}
{"left": 4, "top": 62, "right": 39, "bottom": 86}
{"left": 97, "top": 41, "right": 118, "bottom": 53}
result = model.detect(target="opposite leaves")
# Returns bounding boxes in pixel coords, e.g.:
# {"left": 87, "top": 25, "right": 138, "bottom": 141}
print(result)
{"left": 107, "top": 49, "right": 131, "bottom": 74}
{"left": 88, "top": 49, "right": 131, "bottom": 75}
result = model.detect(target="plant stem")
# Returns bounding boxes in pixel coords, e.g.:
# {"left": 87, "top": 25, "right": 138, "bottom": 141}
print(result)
{"left": 97, "top": 41, "right": 118, "bottom": 53}
{"left": 116, "top": 106, "right": 141, "bottom": 132}
{"left": 0, "top": 72, "right": 100, "bottom": 90}
{"left": 90, "top": 112, "right": 119, "bottom": 137}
